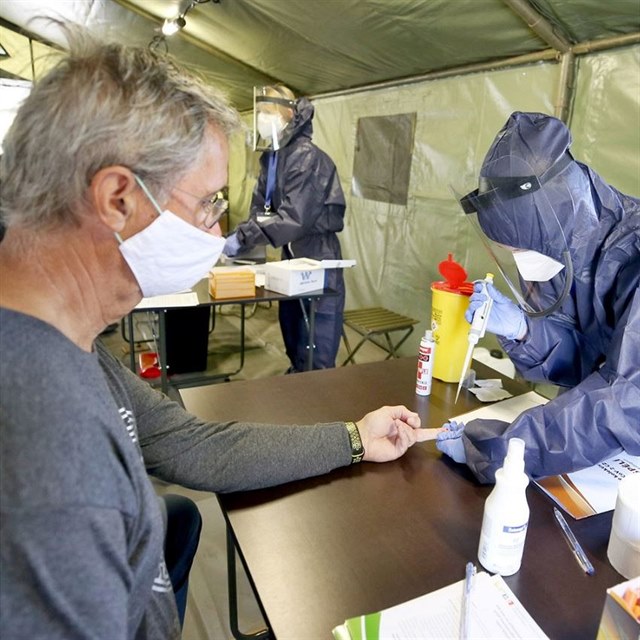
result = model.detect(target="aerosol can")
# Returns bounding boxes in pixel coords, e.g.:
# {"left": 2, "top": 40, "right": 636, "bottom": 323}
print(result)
{"left": 415, "top": 330, "right": 436, "bottom": 396}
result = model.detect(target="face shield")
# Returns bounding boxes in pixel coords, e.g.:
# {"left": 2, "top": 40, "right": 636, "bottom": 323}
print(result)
{"left": 457, "top": 154, "right": 574, "bottom": 318}
{"left": 253, "top": 86, "right": 296, "bottom": 152}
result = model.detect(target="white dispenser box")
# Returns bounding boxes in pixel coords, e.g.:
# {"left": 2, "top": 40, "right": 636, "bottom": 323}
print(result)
{"left": 263, "top": 258, "right": 326, "bottom": 295}
{"left": 607, "top": 473, "right": 640, "bottom": 579}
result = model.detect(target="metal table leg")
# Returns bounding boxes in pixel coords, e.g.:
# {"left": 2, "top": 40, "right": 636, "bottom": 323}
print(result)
{"left": 164, "top": 301, "right": 248, "bottom": 390}
{"left": 127, "top": 314, "right": 136, "bottom": 373}
{"left": 158, "top": 309, "right": 169, "bottom": 395}
{"left": 226, "top": 522, "right": 271, "bottom": 640}
{"left": 238, "top": 303, "right": 246, "bottom": 372}
{"left": 306, "top": 297, "right": 317, "bottom": 371}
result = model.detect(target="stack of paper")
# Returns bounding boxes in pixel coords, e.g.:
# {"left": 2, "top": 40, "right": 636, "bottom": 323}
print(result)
{"left": 332, "top": 572, "right": 548, "bottom": 639}
{"left": 451, "top": 390, "right": 548, "bottom": 424}
{"left": 134, "top": 291, "right": 199, "bottom": 309}
{"left": 535, "top": 453, "right": 640, "bottom": 519}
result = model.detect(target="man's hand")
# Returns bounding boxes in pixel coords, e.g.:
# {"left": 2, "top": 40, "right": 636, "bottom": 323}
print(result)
{"left": 356, "top": 405, "right": 428, "bottom": 462}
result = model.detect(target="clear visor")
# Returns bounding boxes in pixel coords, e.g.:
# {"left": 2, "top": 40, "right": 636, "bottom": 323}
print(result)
{"left": 454, "top": 155, "right": 573, "bottom": 317}
{"left": 253, "top": 86, "right": 296, "bottom": 152}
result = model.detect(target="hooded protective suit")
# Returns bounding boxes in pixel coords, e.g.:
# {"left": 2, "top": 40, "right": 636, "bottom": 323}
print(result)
{"left": 234, "top": 97, "right": 346, "bottom": 371}
{"left": 461, "top": 112, "right": 640, "bottom": 483}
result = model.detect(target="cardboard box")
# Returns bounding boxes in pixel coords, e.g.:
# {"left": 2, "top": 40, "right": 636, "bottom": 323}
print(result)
{"left": 597, "top": 576, "right": 640, "bottom": 640}
{"left": 263, "top": 258, "right": 326, "bottom": 295}
{"left": 208, "top": 267, "right": 256, "bottom": 299}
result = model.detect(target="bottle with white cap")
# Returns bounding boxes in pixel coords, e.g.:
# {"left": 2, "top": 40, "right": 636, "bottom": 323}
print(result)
{"left": 415, "top": 330, "right": 436, "bottom": 396}
{"left": 478, "top": 437, "right": 530, "bottom": 575}
{"left": 607, "top": 473, "right": 640, "bottom": 579}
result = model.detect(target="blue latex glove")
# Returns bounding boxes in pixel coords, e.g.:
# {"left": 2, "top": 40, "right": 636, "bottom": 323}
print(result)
{"left": 465, "top": 282, "right": 527, "bottom": 340}
{"left": 436, "top": 420, "right": 466, "bottom": 463}
{"left": 223, "top": 232, "right": 241, "bottom": 257}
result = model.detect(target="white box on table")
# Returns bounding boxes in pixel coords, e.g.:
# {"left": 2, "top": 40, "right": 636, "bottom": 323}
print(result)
{"left": 263, "top": 258, "right": 325, "bottom": 295}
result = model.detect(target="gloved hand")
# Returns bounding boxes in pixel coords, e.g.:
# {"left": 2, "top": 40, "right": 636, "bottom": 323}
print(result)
{"left": 435, "top": 420, "right": 466, "bottom": 463}
{"left": 222, "top": 232, "right": 241, "bottom": 257}
{"left": 465, "top": 282, "right": 527, "bottom": 341}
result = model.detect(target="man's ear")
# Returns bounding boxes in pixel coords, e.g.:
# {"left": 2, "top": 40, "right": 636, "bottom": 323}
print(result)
{"left": 89, "top": 166, "right": 139, "bottom": 234}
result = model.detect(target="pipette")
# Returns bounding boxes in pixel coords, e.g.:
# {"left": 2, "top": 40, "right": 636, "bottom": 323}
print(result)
{"left": 455, "top": 273, "right": 494, "bottom": 404}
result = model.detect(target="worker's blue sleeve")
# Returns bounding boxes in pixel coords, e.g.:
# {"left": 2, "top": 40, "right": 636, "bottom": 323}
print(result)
{"left": 462, "top": 287, "right": 640, "bottom": 484}
{"left": 500, "top": 314, "right": 592, "bottom": 386}
{"left": 235, "top": 140, "right": 344, "bottom": 252}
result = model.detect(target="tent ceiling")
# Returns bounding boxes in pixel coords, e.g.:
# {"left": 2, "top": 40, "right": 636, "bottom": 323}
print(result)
{"left": 1, "top": 0, "right": 639, "bottom": 111}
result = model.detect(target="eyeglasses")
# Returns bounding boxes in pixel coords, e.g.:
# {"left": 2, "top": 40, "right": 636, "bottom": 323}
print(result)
{"left": 173, "top": 185, "right": 229, "bottom": 229}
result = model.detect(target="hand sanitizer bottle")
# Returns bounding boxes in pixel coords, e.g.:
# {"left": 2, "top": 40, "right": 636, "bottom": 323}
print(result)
{"left": 477, "top": 438, "right": 530, "bottom": 575}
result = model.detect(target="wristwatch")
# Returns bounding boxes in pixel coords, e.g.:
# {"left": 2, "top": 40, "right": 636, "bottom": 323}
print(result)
{"left": 345, "top": 421, "right": 365, "bottom": 464}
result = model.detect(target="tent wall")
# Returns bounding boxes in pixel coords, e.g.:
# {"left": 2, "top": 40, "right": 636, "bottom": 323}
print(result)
{"left": 570, "top": 46, "right": 640, "bottom": 193}
{"left": 228, "top": 44, "right": 640, "bottom": 357}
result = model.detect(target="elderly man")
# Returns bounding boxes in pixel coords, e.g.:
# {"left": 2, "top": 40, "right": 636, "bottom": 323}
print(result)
{"left": 0, "top": 25, "right": 426, "bottom": 639}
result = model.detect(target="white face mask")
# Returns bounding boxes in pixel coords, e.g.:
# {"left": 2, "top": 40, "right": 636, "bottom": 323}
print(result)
{"left": 117, "top": 178, "right": 226, "bottom": 297}
{"left": 257, "top": 112, "right": 285, "bottom": 140}
{"left": 512, "top": 249, "right": 565, "bottom": 282}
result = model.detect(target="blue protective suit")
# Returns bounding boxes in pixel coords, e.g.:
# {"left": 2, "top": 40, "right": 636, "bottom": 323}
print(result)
{"left": 463, "top": 112, "right": 640, "bottom": 483}
{"left": 234, "top": 98, "right": 346, "bottom": 371}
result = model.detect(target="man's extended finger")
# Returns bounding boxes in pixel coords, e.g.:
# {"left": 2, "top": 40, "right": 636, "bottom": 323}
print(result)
{"left": 415, "top": 428, "right": 441, "bottom": 442}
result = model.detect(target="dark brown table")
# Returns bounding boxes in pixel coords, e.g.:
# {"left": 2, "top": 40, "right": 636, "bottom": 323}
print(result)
{"left": 180, "top": 357, "right": 622, "bottom": 640}
{"left": 126, "top": 279, "right": 336, "bottom": 393}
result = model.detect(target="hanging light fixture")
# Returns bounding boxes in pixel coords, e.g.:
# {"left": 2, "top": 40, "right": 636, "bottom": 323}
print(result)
{"left": 151, "top": 0, "right": 220, "bottom": 51}
{"left": 161, "top": 16, "right": 186, "bottom": 37}
{"left": 160, "top": 0, "right": 219, "bottom": 38}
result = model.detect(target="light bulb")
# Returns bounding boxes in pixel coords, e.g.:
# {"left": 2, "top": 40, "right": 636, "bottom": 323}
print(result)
{"left": 161, "top": 16, "right": 186, "bottom": 36}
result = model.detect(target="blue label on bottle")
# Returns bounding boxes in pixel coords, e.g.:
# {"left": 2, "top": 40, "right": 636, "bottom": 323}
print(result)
{"left": 502, "top": 523, "right": 528, "bottom": 534}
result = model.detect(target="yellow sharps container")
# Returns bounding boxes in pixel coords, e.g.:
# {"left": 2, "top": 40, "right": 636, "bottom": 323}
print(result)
{"left": 431, "top": 254, "right": 474, "bottom": 382}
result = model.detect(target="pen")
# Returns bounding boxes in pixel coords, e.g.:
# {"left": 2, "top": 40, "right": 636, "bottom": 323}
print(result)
{"left": 553, "top": 507, "right": 595, "bottom": 576}
{"left": 459, "top": 561, "right": 476, "bottom": 640}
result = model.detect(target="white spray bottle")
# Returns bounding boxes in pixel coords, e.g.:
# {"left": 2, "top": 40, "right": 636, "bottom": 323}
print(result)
{"left": 477, "top": 437, "right": 530, "bottom": 575}
{"left": 415, "top": 330, "right": 436, "bottom": 396}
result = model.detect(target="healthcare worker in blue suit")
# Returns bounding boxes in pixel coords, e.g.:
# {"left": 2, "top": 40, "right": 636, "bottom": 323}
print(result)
{"left": 437, "top": 111, "right": 640, "bottom": 483}
{"left": 224, "top": 85, "right": 346, "bottom": 372}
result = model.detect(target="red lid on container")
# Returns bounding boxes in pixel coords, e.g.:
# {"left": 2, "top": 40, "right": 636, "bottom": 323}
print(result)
{"left": 432, "top": 253, "right": 474, "bottom": 294}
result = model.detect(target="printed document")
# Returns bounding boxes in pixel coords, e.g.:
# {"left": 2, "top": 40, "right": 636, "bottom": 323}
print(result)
{"left": 332, "top": 572, "right": 548, "bottom": 639}
{"left": 135, "top": 291, "right": 199, "bottom": 309}
{"left": 535, "top": 452, "right": 640, "bottom": 518}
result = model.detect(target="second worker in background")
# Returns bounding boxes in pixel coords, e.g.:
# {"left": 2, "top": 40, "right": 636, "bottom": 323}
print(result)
{"left": 224, "top": 85, "right": 346, "bottom": 372}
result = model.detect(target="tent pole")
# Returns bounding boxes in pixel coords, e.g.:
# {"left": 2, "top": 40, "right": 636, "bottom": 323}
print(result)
{"left": 311, "top": 50, "right": 558, "bottom": 101}
{"left": 311, "top": 32, "right": 639, "bottom": 102}
{"left": 555, "top": 51, "right": 576, "bottom": 123}
{"left": 501, "top": 0, "right": 572, "bottom": 53}
{"left": 572, "top": 32, "right": 640, "bottom": 54}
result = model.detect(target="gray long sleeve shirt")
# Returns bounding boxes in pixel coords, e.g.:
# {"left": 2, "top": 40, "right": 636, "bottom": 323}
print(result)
{"left": 0, "top": 307, "right": 351, "bottom": 639}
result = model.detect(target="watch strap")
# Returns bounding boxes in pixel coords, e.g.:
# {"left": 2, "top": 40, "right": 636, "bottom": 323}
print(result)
{"left": 345, "top": 421, "right": 365, "bottom": 464}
